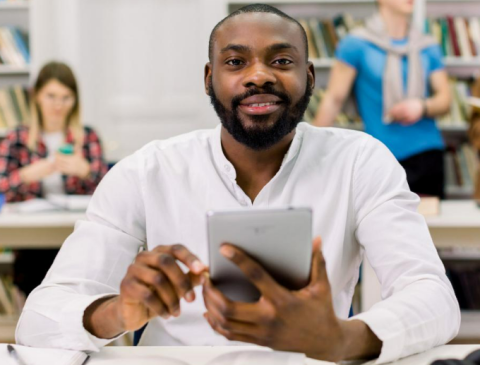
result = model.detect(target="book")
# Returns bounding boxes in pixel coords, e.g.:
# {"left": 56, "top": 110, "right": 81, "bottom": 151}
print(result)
{"left": 454, "top": 17, "right": 472, "bottom": 59}
{"left": 446, "top": 16, "right": 461, "bottom": 57}
{"left": 1, "top": 344, "right": 88, "bottom": 365}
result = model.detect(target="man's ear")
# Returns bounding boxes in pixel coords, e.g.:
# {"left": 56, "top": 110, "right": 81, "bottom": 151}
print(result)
{"left": 307, "top": 61, "right": 316, "bottom": 90}
{"left": 204, "top": 62, "right": 212, "bottom": 95}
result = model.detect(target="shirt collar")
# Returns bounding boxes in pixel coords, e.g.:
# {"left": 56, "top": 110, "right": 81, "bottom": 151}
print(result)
{"left": 210, "top": 122, "right": 305, "bottom": 182}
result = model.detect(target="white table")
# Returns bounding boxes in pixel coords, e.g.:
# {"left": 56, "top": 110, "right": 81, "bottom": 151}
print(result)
{"left": 0, "top": 211, "right": 84, "bottom": 249}
{"left": 86, "top": 345, "right": 480, "bottom": 365}
{"left": 361, "top": 200, "right": 480, "bottom": 340}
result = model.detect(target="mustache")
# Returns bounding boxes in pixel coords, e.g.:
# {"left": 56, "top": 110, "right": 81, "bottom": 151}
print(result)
{"left": 231, "top": 85, "right": 291, "bottom": 109}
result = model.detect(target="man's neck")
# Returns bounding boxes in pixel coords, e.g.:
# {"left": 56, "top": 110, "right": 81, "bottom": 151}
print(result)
{"left": 379, "top": 7, "right": 410, "bottom": 40}
{"left": 220, "top": 127, "right": 296, "bottom": 202}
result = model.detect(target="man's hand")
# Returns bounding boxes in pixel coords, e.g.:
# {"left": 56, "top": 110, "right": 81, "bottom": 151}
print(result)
{"left": 84, "top": 244, "right": 207, "bottom": 339}
{"left": 388, "top": 98, "right": 424, "bottom": 125}
{"left": 203, "top": 237, "right": 382, "bottom": 362}
{"left": 19, "top": 158, "right": 56, "bottom": 183}
{"left": 54, "top": 152, "right": 91, "bottom": 179}
{"left": 203, "top": 237, "right": 353, "bottom": 362}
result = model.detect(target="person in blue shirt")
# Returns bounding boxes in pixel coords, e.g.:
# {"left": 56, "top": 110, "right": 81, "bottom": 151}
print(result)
{"left": 313, "top": 0, "right": 451, "bottom": 199}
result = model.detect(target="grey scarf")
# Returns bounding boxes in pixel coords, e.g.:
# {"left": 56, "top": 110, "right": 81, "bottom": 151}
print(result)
{"left": 351, "top": 13, "right": 437, "bottom": 122}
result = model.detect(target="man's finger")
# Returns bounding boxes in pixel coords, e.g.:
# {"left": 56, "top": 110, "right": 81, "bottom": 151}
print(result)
{"left": 121, "top": 278, "right": 170, "bottom": 319}
{"left": 136, "top": 251, "right": 196, "bottom": 302}
{"left": 203, "top": 274, "right": 267, "bottom": 324}
{"left": 154, "top": 244, "right": 206, "bottom": 275}
{"left": 128, "top": 264, "right": 181, "bottom": 316}
{"left": 308, "top": 236, "right": 328, "bottom": 286}
{"left": 204, "top": 313, "right": 261, "bottom": 345}
{"left": 219, "top": 244, "right": 288, "bottom": 301}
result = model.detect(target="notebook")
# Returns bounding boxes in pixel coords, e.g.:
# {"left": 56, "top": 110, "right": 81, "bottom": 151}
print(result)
{"left": 1, "top": 344, "right": 88, "bottom": 365}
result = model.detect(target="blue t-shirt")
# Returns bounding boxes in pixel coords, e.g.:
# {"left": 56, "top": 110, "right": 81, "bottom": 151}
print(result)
{"left": 336, "top": 35, "right": 445, "bottom": 161}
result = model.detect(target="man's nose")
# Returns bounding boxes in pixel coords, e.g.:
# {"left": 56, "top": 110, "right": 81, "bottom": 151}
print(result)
{"left": 242, "top": 62, "right": 277, "bottom": 88}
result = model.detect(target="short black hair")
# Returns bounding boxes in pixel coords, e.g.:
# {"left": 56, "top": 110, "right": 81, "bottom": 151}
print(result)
{"left": 208, "top": 3, "right": 308, "bottom": 63}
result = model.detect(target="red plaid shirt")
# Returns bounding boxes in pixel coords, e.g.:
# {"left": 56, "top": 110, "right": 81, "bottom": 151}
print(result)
{"left": 0, "top": 126, "right": 108, "bottom": 202}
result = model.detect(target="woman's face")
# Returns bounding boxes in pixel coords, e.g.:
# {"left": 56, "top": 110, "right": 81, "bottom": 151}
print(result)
{"left": 36, "top": 79, "right": 76, "bottom": 132}
{"left": 378, "top": 0, "right": 415, "bottom": 15}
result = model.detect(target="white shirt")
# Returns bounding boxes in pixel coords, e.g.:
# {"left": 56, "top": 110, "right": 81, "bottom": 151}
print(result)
{"left": 16, "top": 123, "right": 460, "bottom": 364}
{"left": 41, "top": 131, "right": 65, "bottom": 196}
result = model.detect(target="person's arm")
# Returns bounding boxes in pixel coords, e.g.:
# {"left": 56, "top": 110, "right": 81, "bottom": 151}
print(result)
{"left": 424, "top": 70, "right": 451, "bottom": 117}
{"left": 16, "top": 152, "right": 147, "bottom": 351}
{"left": 312, "top": 61, "right": 357, "bottom": 127}
{"left": 350, "top": 136, "right": 460, "bottom": 363}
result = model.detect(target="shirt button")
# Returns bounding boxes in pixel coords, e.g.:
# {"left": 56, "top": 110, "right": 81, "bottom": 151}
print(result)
{"left": 224, "top": 164, "right": 231, "bottom": 172}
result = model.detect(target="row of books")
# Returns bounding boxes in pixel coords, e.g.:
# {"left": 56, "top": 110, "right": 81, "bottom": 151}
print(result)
{"left": 299, "top": 14, "right": 360, "bottom": 59}
{"left": 426, "top": 17, "right": 480, "bottom": 59}
{"left": 304, "top": 88, "right": 362, "bottom": 128}
{"left": 0, "top": 274, "right": 25, "bottom": 316}
{"left": 0, "top": 26, "right": 29, "bottom": 67}
{"left": 445, "top": 260, "right": 480, "bottom": 310}
{"left": 438, "top": 78, "right": 473, "bottom": 127}
{"left": 0, "top": 85, "right": 29, "bottom": 129}
{"left": 445, "top": 143, "right": 478, "bottom": 191}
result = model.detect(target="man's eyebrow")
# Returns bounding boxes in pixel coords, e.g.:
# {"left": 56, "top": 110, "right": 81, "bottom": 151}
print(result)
{"left": 266, "top": 43, "right": 298, "bottom": 53}
{"left": 220, "top": 44, "right": 251, "bottom": 54}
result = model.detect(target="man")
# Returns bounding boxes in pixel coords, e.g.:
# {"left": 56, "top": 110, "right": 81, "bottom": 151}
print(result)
{"left": 17, "top": 4, "right": 460, "bottom": 364}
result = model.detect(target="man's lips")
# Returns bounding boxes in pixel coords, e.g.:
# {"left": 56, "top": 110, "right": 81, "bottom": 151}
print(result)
{"left": 238, "top": 94, "right": 283, "bottom": 115}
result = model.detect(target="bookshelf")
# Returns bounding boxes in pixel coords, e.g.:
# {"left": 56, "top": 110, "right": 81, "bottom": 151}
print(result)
{"left": 227, "top": 0, "right": 480, "bottom": 342}
{"left": 0, "top": 0, "right": 30, "bottom": 343}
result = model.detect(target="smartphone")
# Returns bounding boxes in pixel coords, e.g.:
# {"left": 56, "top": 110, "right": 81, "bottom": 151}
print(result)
{"left": 207, "top": 207, "right": 312, "bottom": 303}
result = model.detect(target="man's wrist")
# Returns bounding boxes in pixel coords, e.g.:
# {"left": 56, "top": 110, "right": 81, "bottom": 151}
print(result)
{"left": 83, "top": 295, "right": 124, "bottom": 339}
{"left": 338, "top": 319, "right": 382, "bottom": 361}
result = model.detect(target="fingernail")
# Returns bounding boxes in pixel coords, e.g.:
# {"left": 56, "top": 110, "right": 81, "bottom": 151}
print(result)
{"left": 192, "top": 260, "right": 205, "bottom": 273}
{"left": 173, "top": 308, "right": 181, "bottom": 317}
{"left": 185, "top": 290, "right": 195, "bottom": 302}
{"left": 220, "top": 246, "right": 235, "bottom": 259}
{"left": 161, "top": 313, "right": 170, "bottom": 320}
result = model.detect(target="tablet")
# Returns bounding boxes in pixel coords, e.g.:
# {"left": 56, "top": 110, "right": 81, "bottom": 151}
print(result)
{"left": 207, "top": 207, "right": 312, "bottom": 303}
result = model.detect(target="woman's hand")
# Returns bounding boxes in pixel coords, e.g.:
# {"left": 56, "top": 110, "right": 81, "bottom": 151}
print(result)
{"left": 19, "top": 158, "right": 56, "bottom": 183}
{"left": 388, "top": 98, "right": 424, "bottom": 125}
{"left": 54, "top": 152, "right": 91, "bottom": 179}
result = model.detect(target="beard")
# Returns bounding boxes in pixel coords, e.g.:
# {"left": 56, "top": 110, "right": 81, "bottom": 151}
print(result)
{"left": 208, "top": 76, "right": 313, "bottom": 151}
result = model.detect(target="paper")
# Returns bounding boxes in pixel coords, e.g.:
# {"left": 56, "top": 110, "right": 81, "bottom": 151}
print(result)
{"left": 467, "top": 96, "right": 480, "bottom": 109}
{"left": 3, "top": 195, "right": 92, "bottom": 213}
{"left": 207, "top": 350, "right": 306, "bottom": 365}
{"left": 0, "top": 344, "right": 88, "bottom": 365}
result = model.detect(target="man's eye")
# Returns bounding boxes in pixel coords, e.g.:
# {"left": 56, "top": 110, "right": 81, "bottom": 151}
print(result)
{"left": 274, "top": 59, "right": 293, "bottom": 65}
{"left": 226, "top": 59, "right": 244, "bottom": 66}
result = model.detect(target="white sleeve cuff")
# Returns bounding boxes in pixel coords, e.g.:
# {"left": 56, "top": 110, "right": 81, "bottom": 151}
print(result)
{"left": 349, "top": 308, "right": 406, "bottom": 364}
{"left": 59, "top": 294, "right": 125, "bottom": 352}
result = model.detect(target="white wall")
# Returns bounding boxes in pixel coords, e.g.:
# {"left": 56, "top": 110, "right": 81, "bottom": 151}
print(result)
{"left": 31, "top": 0, "right": 228, "bottom": 161}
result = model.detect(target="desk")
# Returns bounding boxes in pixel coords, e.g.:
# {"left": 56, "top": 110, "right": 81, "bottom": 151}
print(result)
{"left": 86, "top": 345, "right": 480, "bottom": 365}
{"left": 0, "top": 211, "right": 84, "bottom": 249}
{"left": 361, "top": 200, "right": 480, "bottom": 340}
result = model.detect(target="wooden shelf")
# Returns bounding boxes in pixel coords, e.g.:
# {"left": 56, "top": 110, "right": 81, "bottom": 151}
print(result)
{"left": 444, "top": 58, "right": 480, "bottom": 68}
{"left": 458, "top": 311, "right": 480, "bottom": 340}
{"left": 439, "top": 124, "right": 468, "bottom": 132}
{"left": 0, "top": 315, "right": 18, "bottom": 343}
{"left": 0, "top": 1, "right": 29, "bottom": 10}
{"left": 0, "top": 65, "right": 29, "bottom": 75}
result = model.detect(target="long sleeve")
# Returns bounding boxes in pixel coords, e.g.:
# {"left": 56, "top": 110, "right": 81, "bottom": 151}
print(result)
{"left": 16, "top": 152, "right": 147, "bottom": 351}
{"left": 350, "top": 136, "right": 460, "bottom": 364}
{"left": 0, "top": 129, "right": 27, "bottom": 201}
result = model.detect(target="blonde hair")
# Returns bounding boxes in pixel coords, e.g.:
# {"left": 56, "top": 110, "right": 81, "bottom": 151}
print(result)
{"left": 27, "top": 61, "right": 84, "bottom": 152}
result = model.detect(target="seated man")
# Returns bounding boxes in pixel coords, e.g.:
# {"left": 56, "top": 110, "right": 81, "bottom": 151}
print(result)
{"left": 17, "top": 4, "right": 460, "bottom": 364}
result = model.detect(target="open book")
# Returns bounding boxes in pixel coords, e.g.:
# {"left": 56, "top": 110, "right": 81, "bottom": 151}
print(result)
{"left": 2, "top": 344, "right": 88, "bottom": 365}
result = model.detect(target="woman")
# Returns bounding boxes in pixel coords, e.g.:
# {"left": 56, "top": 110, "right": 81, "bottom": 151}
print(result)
{"left": 313, "top": 0, "right": 451, "bottom": 199}
{"left": 0, "top": 61, "right": 108, "bottom": 295}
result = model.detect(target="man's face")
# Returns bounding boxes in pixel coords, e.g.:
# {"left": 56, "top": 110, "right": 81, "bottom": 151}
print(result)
{"left": 205, "top": 13, "right": 315, "bottom": 150}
